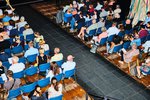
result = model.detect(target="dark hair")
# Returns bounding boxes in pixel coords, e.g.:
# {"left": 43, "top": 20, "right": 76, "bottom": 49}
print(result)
{"left": 50, "top": 62, "right": 60, "bottom": 75}
{"left": 51, "top": 77, "right": 59, "bottom": 91}
{"left": 7, "top": 70, "right": 13, "bottom": 77}
{"left": 147, "top": 11, "right": 150, "bottom": 15}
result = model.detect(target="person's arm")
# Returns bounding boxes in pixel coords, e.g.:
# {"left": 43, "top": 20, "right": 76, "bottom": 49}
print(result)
{"left": 36, "top": 56, "right": 39, "bottom": 66}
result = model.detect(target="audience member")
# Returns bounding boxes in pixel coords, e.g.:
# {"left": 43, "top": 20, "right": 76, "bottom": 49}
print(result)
{"left": 107, "top": 22, "right": 120, "bottom": 37}
{"left": 0, "top": 61, "right": 5, "bottom": 76}
{"left": 0, "top": 35, "right": 11, "bottom": 51}
{"left": 9, "top": 56, "right": 25, "bottom": 73}
{"left": 138, "top": 25, "right": 148, "bottom": 38}
{"left": 2, "top": 11, "right": 11, "bottom": 23}
{"left": 34, "top": 32, "right": 44, "bottom": 43}
{"left": 39, "top": 39, "right": 49, "bottom": 51}
{"left": 16, "top": 16, "right": 27, "bottom": 30}
{"left": 23, "top": 24, "right": 34, "bottom": 39}
{"left": 144, "top": 11, "right": 150, "bottom": 25}
{"left": 50, "top": 48, "right": 63, "bottom": 63}
{"left": 95, "top": 1, "right": 103, "bottom": 11}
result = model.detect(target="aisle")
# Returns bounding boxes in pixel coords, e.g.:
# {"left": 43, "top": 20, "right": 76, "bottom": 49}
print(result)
{"left": 16, "top": 5, "right": 150, "bottom": 100}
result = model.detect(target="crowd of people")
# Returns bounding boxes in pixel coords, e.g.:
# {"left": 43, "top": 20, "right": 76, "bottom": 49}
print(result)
{"left": 0, "top": 6, "right": 76, "bottom": 99}
{"left": 56, "top": 0, "right": 150, "bottom": 79}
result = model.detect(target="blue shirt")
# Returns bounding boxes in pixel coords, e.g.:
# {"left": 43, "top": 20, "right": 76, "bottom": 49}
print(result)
{"left": 24, "top": 47, "right": 39, "bottom": 58}
{"left": 144, "top": 17, "right": 150, "bottom": 25}
{"left": 130, "top": 39, "right": 141, "bottom": 47}
{"left": 2, "top": 16, "right": 11, "bottom": 22}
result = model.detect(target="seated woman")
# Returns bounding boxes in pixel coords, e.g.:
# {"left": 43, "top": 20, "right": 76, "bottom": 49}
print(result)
{"left": 0, "top": 28, "right": 9, "bottom": 40}
{"left": 119, "top": 43, "right": 139, "bottom": 64}
{"left": 92, "top": 27, "right": 108, "bottom": 44}
{"left": 34, "top": 32, "right": 44, "bottom": 44}
{"left": 39, "top": 39, "right": 49, "bottom": 51}
{"left": 46, "top": 62, "right": 62, "bottom": 79}
{"left": 50, "top": 48, "right": 63, "bottom": 63}
{"left": 12, "top": 35, "right": 24, "bottom": 48}
{"left": 77, "top": 19, "right": 97, "bottom": 39}
{"left": 29, "top": 85, "right": 47, "bottom": 100}
{"left": 48, "top": 77, "right": 62, "bottom": 99}
{"left": 136, "top": 57, "right": 150, "bottom": 78}
{"left": 36, "top": 48, "right": 49, "bottom": 66}
{"left": 0, "top": 61, "right": 6, "bottom": 88}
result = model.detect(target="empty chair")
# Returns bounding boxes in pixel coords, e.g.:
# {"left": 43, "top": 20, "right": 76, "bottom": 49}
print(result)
{"left": 56, "top": 60, "right": 63, "bottom": 67}
{"left": 107, "top": 35, "right": 115, "bottom": 42}
{"left": 49, "top": 95, "right": 63, "bottom": 100}
{"left": 39, "top": 63, "right": 50, "bottom": 72}
{"left": 37, "top": 77, "right": 50, "bottom": 88}
{"left": 2, "top": 61, "right": 11, "bottom": 69}
{"left": 19, "top": 57, "right": 26, "bottom": 64}
{"left": 26, "top": 54, "right": 37, "bottom": 63}
{"left": 54, "top": 73, "right": 63, "bottom": 82}
{"left": 112, "top": 44, "right": 122, "bottom": 53}
{"left": 11, "top": 45, "right": 24, "bottom": 54}
{"left": 64, "top": 68, "right": 76, "bottom": 78}
{"left": 99, "top": 37, "right": 107, "bottom": 46}
{"left": 13, "top": 70, "right": 24, "bottom": 79}
{"left": 25, "top": 66, "right": 38, "bottom": 76}
{"left": 21, "top": 82, "right": 37, "bottom": 93}
{"left": 26, "top": 34, "right": 34, "bottom": 41}
{"left": 123, "top": 41, "right": 131, "bottom": 50}
{"left": 8, "top": 88, "right": 21, "bottom": 99}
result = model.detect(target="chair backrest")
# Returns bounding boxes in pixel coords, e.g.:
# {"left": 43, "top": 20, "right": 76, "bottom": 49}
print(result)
{"left": 21, "top": 82, "right": 37, "bottom": 93}
{"left": 88, "top": 29, "right": 97, "bottom": 36}
{"left": 54, "top": 73, "right": 63, "bottom": 82}
{"left": 39, "top": 63, "right": 50, "bottom": 72}
{"left": 112, "top": 44, "right": 122, "bottom": 53}
{"left": 6, "top": 38, "right": 13, "bottom": 45}
{"left": 4, "top": 48, "right": 11, "bottom": 56}
{"left": 99, "top": 37, "right": 107, "bottom": 46}
{"left": 24, "top": 44, "right": 29, "bottom": 51}
{"left": 44, "top": 50, "right": 50, "bottom": 56}
{"left": 118, "top": 31, "right": 125, "bottom": 38}
{"left": 123, "top": 41, "right": 131, "bottom": 50}
{"left": 19, "top": 27, "right": 25, "bottom": 34}
{"left": 0, "top": 77, "right": 4, "bottom": 84}
{"left": 140, "top": 36, "right": 147, "bottom": 44}
{"left": 12, "top": 45, "right": 23, "bottom": 54}
{"left": 37, "top": 77, "right": 50, "bottom": 88}
{"left": 146, "top": 34, "right": 150, "bottom": 40}
{"left": 49, "top": 95, "right": 63, "bottom": 100}
{"left": 26, "top": 54, "right": 37, "bottom": 63}
{"left": 8, "top": 88, "right": 21, "bottom": 99}
{"left": 25, "top": 66, "right": 38, "bottom": 76}
{"left": 26, "top": 34, "right": 34, "bottom": 41}
{"left": 13, "top": 70, "right": 24, "bottom": 79}
{"left": 56, "top": 60, "right": 64, "bottom": 67}
{"left": 64, "top": 68, "right": 75, "bottom": 78}
{"left": 66, "top": 16, "right": 72, "bottom": 23}
{"left": 97, "top": 27, "right": 102, "bottom": 34}
{"left": 19, "top": 57, "right": 26, "bottom": 64}
{"left": 2, "top": 61, "right": 11, "bottom": 69}
{"left": 107, "top": 35, "right": 115, "bottom": 42}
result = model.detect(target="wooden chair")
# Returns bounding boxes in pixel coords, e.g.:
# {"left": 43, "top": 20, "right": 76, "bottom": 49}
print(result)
{"left": 128, "top": 55, "right": 139, "bottom": 73}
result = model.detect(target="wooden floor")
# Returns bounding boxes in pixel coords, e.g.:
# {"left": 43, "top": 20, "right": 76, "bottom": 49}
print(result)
{"left": 31, "top": 2, "right": 150, "bottom": 90}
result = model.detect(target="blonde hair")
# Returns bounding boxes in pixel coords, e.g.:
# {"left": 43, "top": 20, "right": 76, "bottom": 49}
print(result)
{"left": 39, "top": 48, "right": 45, "bottom": 54}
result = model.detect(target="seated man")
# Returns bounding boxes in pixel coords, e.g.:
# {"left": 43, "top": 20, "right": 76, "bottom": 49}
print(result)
{"left": 2, "top": 11, "right": 11, "bottom": 23}
{"left": 142, "top": 40, "right": 150, "bottom": 53}
{"left": 9, "top": 56, "right": 25, "bottom": 73}
{"left": 136, "top": 57, "right": 150, "bottom": 78}
{"left": 23, "top": 24, "right": 34, "bottom": 39}
{"left": 24, "top": 41, "right": 39, "bottom": 58}
{"left": 4, "top": 70, "right": 21, "bottom": 91}
{"left": 107, "top": 22, "right": 120, "bottom": 37}
{"left": 50, "top": 48, "right": 63, "bottom": 63}
{"left": 61, "top": 55, "right": 76, "bottom": 73}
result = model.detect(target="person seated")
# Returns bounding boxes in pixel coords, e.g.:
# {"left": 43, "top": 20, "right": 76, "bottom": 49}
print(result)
{"left": 113, "top": 5, "right": 121, "bottom": 21}
{"left": 78, "top": 19, "right": 97, "bottom": 39}
{"left": 0, "top": 35, "right": 11, "bottom": 51}
{"left": 34, "top": 32, "right": 44, "bottom": 44}
{"left": 46, "top": 62, "right": 62, "bottom": 79}
{"left": 5, "top": 8, "right": 13, "bottom": 15}
{"left": 95, "top": 1, "right": 103, "bottom": 11}
{"left": 136, "top": 57, "right": 150, "bottom": 78}
{"left": 144, "top": 11, "right": 150, "bottom": 25}
{"left": 29, "top": 85, "right": 47, "bottom": 100}
{"left": 138, "top": 25, "right": 148, "bottom": 38}
{"left": 107, "top": 22, "right": 120, "bottom": 37}
{"left": 76, "top": 13, "right": 85, "bottom": 31}
{"left": 23, "top": 24, "right": 34, "bottom": 39}
{"left": 92, "top": 11, "right": 97, "bottom": 20}
{"left": 0, "top": 61, "right": 5, "bottom": 77}
{"left": 50, "top": 48, "right": 63, "bottom": 63}
{"left": 4, "top": 70, "right": 21, "bottom": 91}
{"left": 119, "top": 43, "right": 139, "bottom": 64}
{"left": 0, "top": 28, "right": 9, "bottom": 39}
{"left": 100, "top": 8, "right": 108, "bottom": 18}
{"left": 36, "top": 48, "right": 49, "bottom": 66}
{"left": 141, "top": 40, "right": 150, "bottom": 53}
{"left": 11, "top": 14, "right": 19, "bottom": 22}
{"left": 12, "top": 35, "right": 24, "bottom": 48}
{"left": 92, "top": 27, "right": 108, "bottom": 44}
{"left": 9, "top": 56, "right": 25, "bottom": 73}
{"left": 16, "top": 16, "right": 27, "bottom": 30}
{"left": 84, "top": 13, "right": 92, "bottom": 22}
{"left": 48, "top": 77, "right": 62, "bottom": 99}
{"left": 8, "top": 20, "right": 18, "bottom": 38}
{"left": 2, "top": 11, "right": 11, "bottom": 23}
{"left": 124, "top": 19, "right": 132, "bottom": 31}
{"left": 97, "top": 18, "right": 105, "bottom": 29}
{"left": 24, "top": 41, "right": 39, "bottom": 58}
{"left": 39, "top": 39, "right": 49, "bottom": 51}
{"left": 0, "top": 9, "right": 3, "bottom": 18}
{"left": 129, "top": 33, "right": 141, "bottom": 47}
{"left": 61, "top": 55, "right": 76, "bottom": 73}
{"left": 63, "top": 9, "right": 72, "bottom": 26}
{"left": 88, "top": 4, "right": 94, "bottom": 14}
{"left": 107, "top": 8, "right": 114, "bottom": 16}
{"left": 56, "top": 7, "right": 63, "bottom": 24}
{"left": 145, "top": 21, "right": 150, "bottom": 33}
{"left": 0, "top": 50, "right": 10, "bottom": 62}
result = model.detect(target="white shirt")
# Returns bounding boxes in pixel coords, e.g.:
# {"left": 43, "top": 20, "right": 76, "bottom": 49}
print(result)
{"left": 16, "top": 21, "right": 28, "bottom": 30}
{"left": 24, "top": 47, "right": 39, "bottom": 58}
{"left": 50, "top": 53, "right": 63, "bottom": 62}
{"left": 5, "top": 9, "right": 13, "bottom": 14}
{"left": 143, "top": 40, "right": 150, "bottom": 53}
{"left": 11, "top": 16, "right": 20, "bottom": 21}
{"left": 48, "top": 84, "right": 62, "bottom": 98}
{"left": 63, "top": 5, "right": 69, "bottom": 13}
{"left": 23, "top": 29, "right": 34, "bottom": 39}
{"left": 46, "top": 68, "right": 62, "bottom": 79}
{"left": 61, "top": 61, "right": 76, "bottom": 73}
{"left": 95, "top": 4, "right": 103, "bottom": 11}
{"left": 40, "top": 44, "right": 49, "bottom": 51}
{"left": 100, "top": 10, "right": 108, "bottom": 17}
{"left": 9, "top": 63, "right": 25, "bottom": 73}
{"left": 0, "top": 9, "right": 3, "bottom": 16}
{"left": 107, "top": 26, "right": 120, "bottom": 37}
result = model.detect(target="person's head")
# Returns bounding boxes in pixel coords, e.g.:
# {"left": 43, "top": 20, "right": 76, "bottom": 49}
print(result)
{"left": 0, "top": 35, "right": 4, "bottom": 41}
{"left": 112, "top": 22, "right": 117, "bottom": 27}
{"left": 140, "top": 25, "right": 145, "bottom": 30}
{"left": 7, "top": 70, "right": 13, "bottom": 78}
{"left": 0, "top": 22, "right": 4, "bottom": 28}
{"left": 126, "top": 19, "right": 131, "bottom": 25}
{"left": 39, "top": 48, "right": 45, "bottom": 54}
{"left": 146, "top": 11, "right": 150, "bottom": 17}
{"left": 131, "top": 43, "right": 137, "bottom": 50}
{"left": 24, "top": 24, "right": 30, "bottom": 29}
{"left": 123, "top": 34, "right": 129, "bottom": 41}
{"left": 39, "top": 39, "right": 45, "bottom": 46}
{"left": 51, "top": 62, "right": 60, "bottom": 75}
{"left": 146, "top": 21, "right": 150, "bottom": 28}
{"left": 101, "top": 27, "right": 106, "bottom": 32}
{"left": 15, "top": 35, "right": 21, "bottom": 43}
{"left": 145, "top": 57, "right": 150, "bottom": 66}
{"left": 89, "top": 4, "right": 93, "bottom": 9}
{"left": 92, "top": 19, "right": 96, "bottom": 24}
{"left": 54, "top": 48, "right": 60, "bottom": 54}
{"left": 134, "top": 33, "right": 139, "bottom": 39}
{"left": 118, "top": 24, "right": 124, "bottom": 31}
{"left": 67, "top": 55, "right": 74, "bottom": 61}
{"left": 35, "top": 85, "right": 41, "bottom": 94}
{"left": 129, "top": 35, "right": 134, "bottom": 41}
{"left": 51, "top": 77, "right": 58, "bottom": 84}
{"left": 28, "top": 41, "right": 34, "bottom": 48}
{"left": 3, "top": 11, "right": 8, "bottom": 16}
{"left": 34, "top": 32, "right": 40, "bottom": 37}
{"left": 12, "top": 56, "right": 19, "bottom": 64}
{"left": 20, "top": 16, "right": 25, "bottom": 22}
{"left": 9, "top": 20, "right": 15, "bottom": 27}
